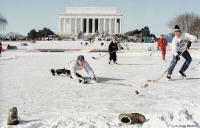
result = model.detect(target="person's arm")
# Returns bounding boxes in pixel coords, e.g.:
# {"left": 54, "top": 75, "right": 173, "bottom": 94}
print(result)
{"left": 108, "top": 43, "right": 112, "bottom": 52}
{"left": 185, "top": 33, "right": 197, "bottom": 43}
{"left": 68, "top": 61, "right": 79, "bottom": 80}
{"left": 171, "top": 38, "right": 178, "bottom": 56}
{"left": 185, "top": 33, "right": 197, "bottom": 49}
{"left": 115, "top": 43, "right": 118, "bottom": 51}
{"left": 84, "top": 61, "right": 95, "bottom": 78}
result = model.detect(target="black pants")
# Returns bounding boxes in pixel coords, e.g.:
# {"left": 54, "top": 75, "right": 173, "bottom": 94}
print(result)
{"left": 109, "top": 52, "right": 117, "bottom": 61}
{"left": 0, "top": 50, "right": 1, "bottom": 54}
{"left": 55, "top": 69, "right": 82, "bottom": 78}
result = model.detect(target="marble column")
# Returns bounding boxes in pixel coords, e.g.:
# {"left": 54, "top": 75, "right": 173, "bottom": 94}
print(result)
{"left": 120, "top": 18, "right": 122, "bottom": 33}
{"left": 92, "top": 18, "right": 95, "bottom": 33}
{"left": 115, "top": 18, "right": 117, "bottom": 33}
{"left": 69, "top": 18, "right": 71, "bottom": 34}
{"left": 80, "top": 18, "right": 83, "bottom": 32}
{"left": 109, "top": 18, "right": 111, "bottom": 33}
{"left": 104, "top": 18, "right": 106, "bottom": 34}
{"left": 59, "top": 18, "right": 61, "bottom": 33}
{"left": 74, "top": 18, "right": 76, "bottom": 34}
{"left": 64, "top": 18, "right": 66, "bottom": 33}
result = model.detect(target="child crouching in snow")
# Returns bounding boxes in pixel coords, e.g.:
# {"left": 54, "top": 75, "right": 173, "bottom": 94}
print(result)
{"left": 51, "top": 55, "right": 99, "bottom": 84}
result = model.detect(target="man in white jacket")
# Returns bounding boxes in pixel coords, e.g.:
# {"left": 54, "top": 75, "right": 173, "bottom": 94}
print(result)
{"left": 51, "top": 55, "right": 99, "bottom": 84}
{"left": 167, "top": 25, "right": 197, "bottom": 79}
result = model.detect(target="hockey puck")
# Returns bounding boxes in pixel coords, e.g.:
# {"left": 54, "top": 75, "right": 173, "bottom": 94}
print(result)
{"left": 144, "top": 84, "right": 148, "bottom": 87}
{"left": 135, "top": 90, "right": 139, "bottom": 95}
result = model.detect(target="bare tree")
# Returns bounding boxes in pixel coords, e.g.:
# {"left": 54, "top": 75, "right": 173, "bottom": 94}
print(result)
{"left": 0, "top": 13, "right": 8, "bottom": 31}
{"left": 168, "top": 32, "right": 175, "bottom": 38}
{"left": 189, "top": 18, "right": 200, "bottom": 38}
{"left": 167, "top": 12, "right": 199, "bottom": 33}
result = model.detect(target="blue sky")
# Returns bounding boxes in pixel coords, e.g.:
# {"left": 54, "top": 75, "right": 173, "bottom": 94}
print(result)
{"left": 0, "top": 0, "right": 200, "bottom": 36}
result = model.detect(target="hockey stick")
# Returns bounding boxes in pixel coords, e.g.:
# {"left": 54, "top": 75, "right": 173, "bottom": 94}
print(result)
{"left": 102, "top": 82, "right": 136, "bottom": 87}
{"left": 148, "top": 49, "right": 187, "bottom": 83}
{"left": 92, "top": 50, "right": 117, "bottom": 60}
{"left": 92, "top": 52, "right": 109, "bottom": 60}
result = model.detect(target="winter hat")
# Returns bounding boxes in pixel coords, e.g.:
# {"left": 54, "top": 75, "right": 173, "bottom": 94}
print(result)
{"left": 174, "top": 25, "right": 181, "bottom": 32}
{"left": 77, "top": 55, "right": 85, "bottom": 61}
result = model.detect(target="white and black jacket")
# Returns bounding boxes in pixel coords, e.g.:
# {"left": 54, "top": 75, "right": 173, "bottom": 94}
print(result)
{"left": 65, "top": 60, "right": 95, "bottom": 80}
{"left": 171, "top": 33, "right": 197, "bottom": 56}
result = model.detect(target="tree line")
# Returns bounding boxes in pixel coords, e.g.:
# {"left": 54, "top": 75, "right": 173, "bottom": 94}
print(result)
{"left": 27, "top": 28, "right": 55, "bottom": 40}
{"left": 125, "top": 26, "right": 156, "bottom": 39}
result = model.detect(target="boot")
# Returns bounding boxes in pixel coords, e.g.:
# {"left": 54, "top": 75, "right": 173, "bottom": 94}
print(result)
{"left": 7, "top": 107, "right": 19, "bottom": 125}
{"left": 67, "top": 73, "right": 73, "bottom": 79}
{"left": 166, "top": 74, "right": 171, "bottom": 79}
{"left": 114, "top": 61, "right": 118, "bottom": 64}
{"left": 64, "top": 70, "right": 73, "bottom": 78}
{"left": 118, "top": 113, "right": 145, "bottom": 124}
{"left": 51, "top": 69, "right": 55, "bottom": 76}
{"left": 179, "top": 71, "right": 186, "bottom": 77}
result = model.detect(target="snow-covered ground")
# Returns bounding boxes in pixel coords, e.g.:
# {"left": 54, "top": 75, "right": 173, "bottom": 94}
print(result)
{"left": 0, "top": 41, "right": 200, "bottom": 128}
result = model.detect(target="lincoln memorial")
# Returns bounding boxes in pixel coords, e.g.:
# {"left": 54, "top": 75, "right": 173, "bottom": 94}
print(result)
{"left": 58, "top": 7, "right": 123, "bottom": 36}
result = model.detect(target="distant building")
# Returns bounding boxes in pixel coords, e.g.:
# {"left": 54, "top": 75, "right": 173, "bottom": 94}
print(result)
{"left": 58, "top": 7, "right": 123, "bottom": 36}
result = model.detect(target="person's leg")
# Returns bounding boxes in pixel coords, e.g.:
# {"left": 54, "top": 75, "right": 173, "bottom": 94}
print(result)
{"left": 113, "top": 52, "right": 117, "bottom": 63}
{"left": 164, "top": 48, "right": 166, "bottom": 59}
{"left": 167, "top": 56, "right": 178, "bottom": 75}
{"left": 55, "top": 69, "right": 66, "bottom": 75}
{"left": 180, "top": 50, "right": 192, "bottom": 72}
{"left": 163, "top": 48, "right": 166, "bottom": 60}
{"left": 161, "top": 48, "right": 165, "bottom": 60}
{"left": 109, "top": 52, "right": 112, "bottom": 64}
{"left": 64, "top": 69, "right": 73, "bottom": 78}
{"left": 65, "top": 69, "right": 83, "bottom": 79}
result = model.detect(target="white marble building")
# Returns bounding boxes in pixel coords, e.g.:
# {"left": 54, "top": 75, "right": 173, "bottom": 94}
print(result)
{"left": 58, "top": 7, "right": 123, "bottom": 36}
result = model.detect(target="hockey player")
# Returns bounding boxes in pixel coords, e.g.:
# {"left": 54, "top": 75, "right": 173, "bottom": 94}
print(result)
{"left": 167, "top": 25, "right": 197, "bottom": 79}
{"left": 157, "top": 35, "right": 168, "bottom": 60}
{"left": 108, "top": 38, "right": 118, "bottom": 64}
{"left": 51, "top": 55, "right": 99, "bottom": 84}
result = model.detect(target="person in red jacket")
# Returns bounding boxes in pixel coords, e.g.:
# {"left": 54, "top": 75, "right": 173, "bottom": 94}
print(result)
{"left": 157, "top": 35, "right": 168, "bottom": 60}
{"left": 0, "top": 42, "right": 2, "bottom": 56}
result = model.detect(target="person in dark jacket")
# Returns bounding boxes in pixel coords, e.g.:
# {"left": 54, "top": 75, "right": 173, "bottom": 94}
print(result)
{"left": 108, "top": 38, "right": 118, "bottom": 64}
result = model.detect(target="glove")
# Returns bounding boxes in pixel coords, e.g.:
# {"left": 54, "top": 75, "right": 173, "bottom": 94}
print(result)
{"left": 93, "top": 75, "right": 100, "bottom": 83}
{"left": 78, "top": 78, "right": 88, "bottom": 84}
{"left": 187, "top": 41, "right": 192, "bottom": 49}
{"left": 175, "top": 55, "right": 180, "bottom": 61}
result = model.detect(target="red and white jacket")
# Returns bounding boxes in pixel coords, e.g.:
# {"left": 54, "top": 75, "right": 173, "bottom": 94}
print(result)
{"left": 157, "top": 38, "right": 168, "bottom": 49}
